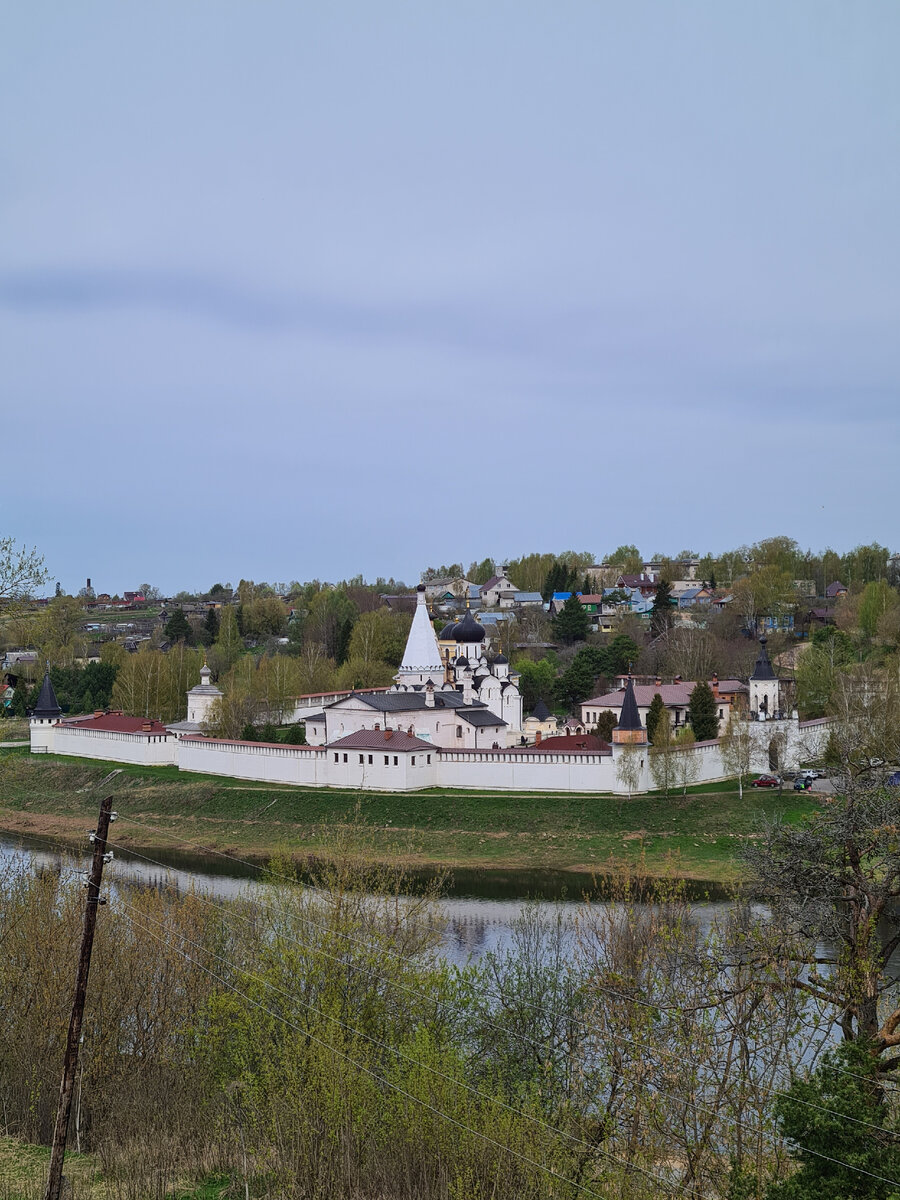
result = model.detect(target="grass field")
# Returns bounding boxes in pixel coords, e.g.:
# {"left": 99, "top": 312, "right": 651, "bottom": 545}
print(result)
{"left": 0, "top": 746, "right": 822, "bottom": 883}
{"left": 0, "top": 1137, "right": 228, "bottom": 1200}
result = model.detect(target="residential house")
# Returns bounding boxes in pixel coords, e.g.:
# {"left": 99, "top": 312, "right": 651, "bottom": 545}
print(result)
{"left": 480, "top": 568, "right": 518, "bottom": 609}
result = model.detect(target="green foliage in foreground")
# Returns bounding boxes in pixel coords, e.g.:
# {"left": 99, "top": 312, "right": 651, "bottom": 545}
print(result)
{"left": 766, "top": 1040, "right": 900, "bottom": 1199}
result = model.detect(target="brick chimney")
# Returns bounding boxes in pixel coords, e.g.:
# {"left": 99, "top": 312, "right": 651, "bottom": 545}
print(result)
{"left": 141, "top": 720, "right": 153, "bottom": 733}
{"left": 384, "top": 729, "right": 393, "bottom": 741}
{"left": 535, "top": 730, "right": 542, "bottom": 745}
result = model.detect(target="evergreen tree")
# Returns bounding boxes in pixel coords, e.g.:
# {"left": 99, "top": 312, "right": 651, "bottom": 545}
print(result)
{"left": 240, "top": 723, "right": 258, "bottom": 741}
{"left": 593, "top": 711, "right": 617, "bottom": 741}
{"left": 709, "top": 569, "right": 717, "bottom": 590}
{"left": 204, "top": 606, "right": 220, "bottom": 643}
{"left": 605, "top": 634, "right": 640, "bottom": 676}
{"left": 284, "top": 723, "right": 307, "bottom": 745}
{"left": 650, "top": 579, "right": 675, "bottom": 637}
{"left": 687, "top": 679, "right": 718, "bottom": 741}
{"left": 11, "top": 687, "right": 28, "bottom": 718}
{"left": 259, "top": 721, "right": 279, "bottom": 742}
{"left": 165, "top": 607, "right": 193, "bottom": 645}
{"left": 766, "top": 1039, "right": 900, "bottom": 1199}
{"left": 646, "top": 692, "right": 667, "bottom": 744}
{"left": 552, "top": 594, "right": 589, "bottom": 644}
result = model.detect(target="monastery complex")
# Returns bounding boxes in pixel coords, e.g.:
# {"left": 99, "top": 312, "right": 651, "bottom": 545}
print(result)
{"left": 29, "top": 587, "right": 829, "bottom": 794}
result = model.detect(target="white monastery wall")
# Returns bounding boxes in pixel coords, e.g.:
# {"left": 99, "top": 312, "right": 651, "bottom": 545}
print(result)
{"left": 178, "top": 739, "right": 322, "bottom": 785}
{"left": 49, "top": 726, "right": 178, "bottom": 766}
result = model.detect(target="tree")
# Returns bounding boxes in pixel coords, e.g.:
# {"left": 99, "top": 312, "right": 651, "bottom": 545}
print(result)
{"left": 0, "top": 539, "right": 48, "bottom": 617}
{"left": 732, "top": 566, "right": 796, "bottom": 634}
{"left": 203, "top": 606, "right": 220, "bottom": 644}
{"left": 671, "top": 727, "right": 700, "bottom": 795}
{"left": 211, "top": 606, "right": 244, "bottom": 671}
{"left": 241, "top": 723, "right": 258, "bottom": 741}
{"left": 34, "top": 595, "right": 87, "bottom": 667}
{"left": 592, "top": 710, "right": 617, "bottom": 741}
{"left": 719, "top": 703, "right": 756, "bottom": 797}
{"left": 552, "top": 594, "right": 589, "bottom": 644}
{"left": 607, "top": 544, "right": 642, "bottom": 574}
{"left": 648, "top": 713, "right": 674, "bottom": 796}
{"left": 858, "top": 579, "right": 900, "bottom": 641}
{"left": 614, "top": 743, "right": 643, "bottom": 800}
{"left": 283, "top": 723, "right": 307, "bottom": 745}
{"left": 137, "top": 583, "right": 163, "bottom": 602}
{"left": 555, "top": 654, "right": 598, "bottom": 709}
{"left": 766, "top": 1038, "right": 900, "bottom": 1199}
{"left": 605, "top": 633, "right": 640, "bottom": 676}
{"left": 650, "top": 579, "right": 674, "bottom": 637}
{"left": 305, "top": 588, "right": 358, "bottom": 664}
{"left": 645, "top": 693, "right": 666, "bottom": 745}
{"left": 514, "top": 657, "right": 558, "bottom": 711}
{"left": 164, "top": 608, "right": 193, "bottom": 645}
{"left": 743, "top": 786, "right": 900, "bottom": 1072}
{"left": 346, "top": 608, "right": 411, "bottom": 670}
{"left": 468, "top": 558, "right": 496, "bottom": 585}
{"left": 687, "top": 679, "right": 718, "bottom": 741}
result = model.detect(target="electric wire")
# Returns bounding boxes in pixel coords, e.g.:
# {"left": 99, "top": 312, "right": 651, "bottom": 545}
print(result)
{"left": 106, "top": 838, "right": 900, "bottom": 1156}
{"left": 115, "top": 903, "right": 676, "bottom": 1199}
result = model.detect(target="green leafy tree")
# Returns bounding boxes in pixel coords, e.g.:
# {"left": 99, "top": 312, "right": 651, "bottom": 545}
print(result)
{"left": 645, "top": 692, "right": 666, "bottom": 744}
{"left": 607, "top": 544, "right": 642, "bottom": 573}
{"left": 0, "top": 537, "right": 48, "bottom": 617}
{"left": 650, "top": 579, "right": 674, "bottom": 637}
{"left": 467, "top": 557, "right": 496, "bottom": 585}
{"left": 766, "top": 1039, "right": 900, "bottom": 1199}
{"left": 283, "top": 722, "right": 307, "bottom": 745}
{"left": 212, "top": 606, "right": 244, "bottom": 671}
{"left": 514, "top": 657, "right": 558, "bottom": 710}
{"left": 552, "top": 594, "right": 589, "bottom": 644}
{"left": 164, "top": 607, "right": 193, "bottom": 645}
{"left": 687, "top": 679, "right": 718, "bottom": 741}
{"left": 555, "top": 654, "right": 597, "bottom": 708}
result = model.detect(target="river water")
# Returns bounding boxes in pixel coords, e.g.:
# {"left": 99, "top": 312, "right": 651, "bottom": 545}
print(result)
{"left": 0, "top": 833, "right": 734, "bottom": 966}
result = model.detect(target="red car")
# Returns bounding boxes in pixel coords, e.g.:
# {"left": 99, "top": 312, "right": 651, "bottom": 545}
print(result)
{"left": 752, "top": 774, "right": 782, "bottom": 789}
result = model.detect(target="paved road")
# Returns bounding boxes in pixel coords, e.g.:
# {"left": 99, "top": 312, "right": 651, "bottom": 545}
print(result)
{"left": 0, "top": 740, "right": 28, "bottom": 749}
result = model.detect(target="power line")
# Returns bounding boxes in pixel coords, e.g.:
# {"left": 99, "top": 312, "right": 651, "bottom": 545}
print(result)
{"left": 115, "top": 904, "right": 667, "bottom": 1200}
{"left": 108, "top": 823, "right": 900, "bottom": 1099}
{"left": 106, "top": 840, "right": 900, "bottom": 1159}
{"left": 114, "top": 894, "right": 689, "bottom": 1197}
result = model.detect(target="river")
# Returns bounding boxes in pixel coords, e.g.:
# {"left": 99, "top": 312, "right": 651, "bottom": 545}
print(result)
{"left": 0, "top": 833, "right": 734, "bottom": 966}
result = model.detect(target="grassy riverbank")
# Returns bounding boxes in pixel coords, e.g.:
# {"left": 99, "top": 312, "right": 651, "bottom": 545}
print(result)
{"left": 0, "top": 747, "right": 823, "bottom": 884}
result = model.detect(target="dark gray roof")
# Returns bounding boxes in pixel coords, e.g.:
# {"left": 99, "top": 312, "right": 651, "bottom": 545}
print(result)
{"left": 32, "top": 670, "right": 62, "bottom": 718}
{"left": 531, "top": 698, "right": 551, "bottom": 721}
{"left": 492, "top": 653, "right": 508, "bottom": 664}
{"left": 750, "top": 637, "right": 777, "bottom": 681}
{"left": 458, "top": 709, "right": 508, "bottom": 727}
{"left": 616, "top": 677, "right": 643, "bottom": 732}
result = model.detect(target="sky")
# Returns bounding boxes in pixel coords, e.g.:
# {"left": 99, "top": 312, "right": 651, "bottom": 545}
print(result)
{"left": 3, "top": 1, "right": 899, "bottom": 594}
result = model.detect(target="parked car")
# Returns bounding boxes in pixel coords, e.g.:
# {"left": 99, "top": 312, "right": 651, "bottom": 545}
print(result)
{"left": 794, "top": 776, "right": 813, "bottom": 791}
{"left": 752, "top": 774, "right": 782, "bottom": 789}
{"left": 799, "top": 768, "right": 824, "bottom": 780}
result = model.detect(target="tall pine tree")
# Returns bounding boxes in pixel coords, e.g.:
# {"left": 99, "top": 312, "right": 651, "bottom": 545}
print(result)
{"left": 687, "top": 679, "right": 718, "bottom": 741}
{"left": 650, "top": 579, "right": 674, "bottom": 637}
{"left": 552, "top": 593, "right": 589, "bottom": 644}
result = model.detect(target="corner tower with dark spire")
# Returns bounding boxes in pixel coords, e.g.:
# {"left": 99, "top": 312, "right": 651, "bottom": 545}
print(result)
{"left": 611, "top": 677, "right": 647, "bottom": 745}
{"left": 30, "top": 667, "right": 62, "bottom": 753}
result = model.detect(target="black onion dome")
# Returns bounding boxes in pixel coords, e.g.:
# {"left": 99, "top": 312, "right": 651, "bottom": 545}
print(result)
{"left": 439, "top": 621, "right": 459, "bottom": 639}
{"left": 493, "top": 653, "right": 508, "bottom": 664}
{"left": 454, "top": 610, "right": 486, "bottom": 643}
{"left": 455, "top": 655, "right": 470, "bottom": 667}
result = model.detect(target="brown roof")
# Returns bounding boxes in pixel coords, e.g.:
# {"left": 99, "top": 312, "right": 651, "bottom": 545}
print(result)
{"left": 63, "top": 713, "right": 171, "bottom": 737}
{"left": 327, "top": 729, "right": 434, "bottom": 751}
{"left": 524, "top": 734, "right": 611, "bottom": 755}
{"left": 584, "top": 679, "right": 745, "bottom": 709}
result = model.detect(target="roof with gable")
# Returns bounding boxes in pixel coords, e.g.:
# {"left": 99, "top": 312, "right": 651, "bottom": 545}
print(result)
{"left": 524, "top": 734, "right": 611, "bottom": 755}
{"left": 480, "top": 574, "right": 511, "bottom": 594}
{"left": 333, "top": 690, "right": 483, "bottom": 713}
{"left": 327, "top": 729, "right": 434, "bottom": 751}
{"left": 62, "top": 712, "right": 171, "bottom": 737}
{"left": 825, "top": 580, "right": 848, "bottom": 597}
{"left": 32, "top": 670, "right": 62, "bottom": 718}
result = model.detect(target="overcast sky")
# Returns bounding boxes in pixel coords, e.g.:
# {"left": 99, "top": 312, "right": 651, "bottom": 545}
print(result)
{"left": 3, "top": 2, "right": 898, "bottom": 594}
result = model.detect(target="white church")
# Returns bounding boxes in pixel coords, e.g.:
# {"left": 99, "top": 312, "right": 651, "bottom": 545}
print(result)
{"left": 29, "top": 591, "right": 830, "bottom": 794}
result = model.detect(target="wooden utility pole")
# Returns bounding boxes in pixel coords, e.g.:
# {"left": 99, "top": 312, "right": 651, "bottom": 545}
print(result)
{"left": 44, "top": 794, "right": 115, "bottom": 1200}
